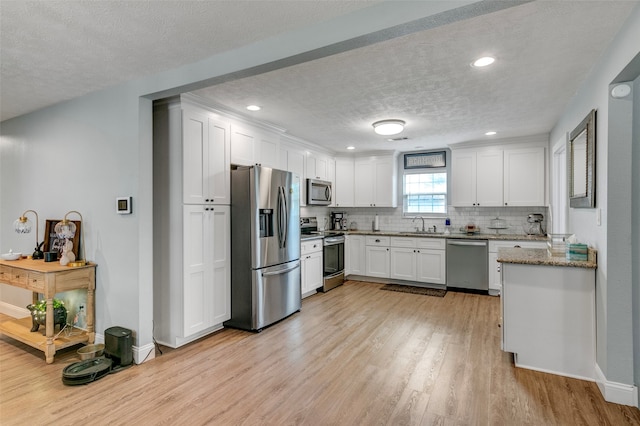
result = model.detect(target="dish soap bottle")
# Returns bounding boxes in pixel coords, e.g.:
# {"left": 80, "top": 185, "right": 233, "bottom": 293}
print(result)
{"left": 443, "top": 217, "right": 451, "bottom": 235}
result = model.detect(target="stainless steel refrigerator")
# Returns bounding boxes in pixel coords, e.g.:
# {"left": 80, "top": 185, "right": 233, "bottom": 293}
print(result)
{"left": 224, "top": 165, "right": 301, "bottom": 331}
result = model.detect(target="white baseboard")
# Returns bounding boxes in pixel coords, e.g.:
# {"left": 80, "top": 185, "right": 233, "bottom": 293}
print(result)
{"left": 135, "top": 342, "right": 156, "bottom": 364}
{"left": 595, "top": 363, "right": 639, "bottom": 407}
{"left": 0, "top": 301, "right": 29, "bottom": 318}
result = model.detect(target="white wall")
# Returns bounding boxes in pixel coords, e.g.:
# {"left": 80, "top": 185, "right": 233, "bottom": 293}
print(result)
{"left": 633, "top": 74, "right": 640, "bottom": 408}
{"left": 549, "top": 5, "right": 640, "bottom": 393}
{"left": 0, "top": 1, "right": 483, "bottom": 357}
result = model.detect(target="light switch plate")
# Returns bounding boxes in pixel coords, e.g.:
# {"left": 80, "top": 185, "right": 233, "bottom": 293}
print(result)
{"left": 116, "top": 196, "right": 132, "bottom": 214}
{"left": 596, "top": 208, "right": 601, "bottom": 226}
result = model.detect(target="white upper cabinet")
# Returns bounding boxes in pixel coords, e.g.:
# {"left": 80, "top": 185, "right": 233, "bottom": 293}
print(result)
{"left": 503, "top": 147, "right": 545, "bottom": 206}
{"left": 334, "top": 158, "right": 355, "bottom": 207}
{"left": 354, "top": 155, "right": 397, "bottom": 207}
{"left": 182, "top": 107, "right": 230, "bottom": 205}
{"left": 230, "top": 125, "right": 280, "bottom": 168}
{"left": 280, "top": 141, "right": 307, "bottom": 206}
{"left": 450, "top": 150, "right": 476, "bottom": 207}
{"left": 230, "top": 125, "right": 255, "bottom": 167}
{"left": 307, "top": 152, "right": 328, "bottom": 180}
{"left": 451, "top": 148, "right": 502, "bottom": 207}
{"left": 256, "top": 132, "right": 280, "bottom": 169}
{"left": 476, "top": 150, "right": 504, "bottom": 206}
{"left": 451, "top": 145, "right": 545, "bottom": 207}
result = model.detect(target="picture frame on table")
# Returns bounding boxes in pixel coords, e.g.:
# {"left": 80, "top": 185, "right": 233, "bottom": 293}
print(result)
{"left": 43, "top": 219, "right": 81, "bottom": 259}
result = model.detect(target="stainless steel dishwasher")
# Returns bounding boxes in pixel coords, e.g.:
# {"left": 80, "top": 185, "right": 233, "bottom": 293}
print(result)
{"left": 446, "top": 239, "right": 488, "bottom": 291}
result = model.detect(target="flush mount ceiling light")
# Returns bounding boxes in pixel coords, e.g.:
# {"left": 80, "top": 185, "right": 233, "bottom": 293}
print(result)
{"left": 346, "top": 146, "right": 355, "bottom": 150}
{"left": 472, "top": 56, "right": 495, "bottom": 67}
{"left": 485, "top": 131, "right": 497, "bottom": 136}
{"left": 246, "top": 105, "right": 261, "bottom": 111}
{"left": 372, "top": 119, "right": 405, "bottom": 136}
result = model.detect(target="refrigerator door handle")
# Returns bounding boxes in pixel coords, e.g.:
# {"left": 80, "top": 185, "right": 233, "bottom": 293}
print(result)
{"left": 277, "top": 186, "right": 288, "bottom": 249}
{"left": 262, "top": 263, "right": 300, "bottom": 277}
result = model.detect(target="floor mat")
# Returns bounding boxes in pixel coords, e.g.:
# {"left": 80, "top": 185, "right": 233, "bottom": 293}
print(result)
{"left": 380, "top": 284, "right": 446, "bottom": 297}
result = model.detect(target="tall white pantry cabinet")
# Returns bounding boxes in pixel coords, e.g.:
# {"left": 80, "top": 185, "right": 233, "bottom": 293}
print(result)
{"left": 153, "top": 96, "right": 231, "bottom": 348}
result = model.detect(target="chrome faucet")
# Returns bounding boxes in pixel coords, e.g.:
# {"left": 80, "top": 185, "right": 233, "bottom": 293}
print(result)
{"left": 413, "top": 216, "right": 425, "bottom": 232}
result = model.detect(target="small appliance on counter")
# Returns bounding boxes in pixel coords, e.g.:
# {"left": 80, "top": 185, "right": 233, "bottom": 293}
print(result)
{"left": 330, "top": 212, "right": 347, "bottom": 231}
{"left": 525, "top": 213, "right": 545, "bottom": 236}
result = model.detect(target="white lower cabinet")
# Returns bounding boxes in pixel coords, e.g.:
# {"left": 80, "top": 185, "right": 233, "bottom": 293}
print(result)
{"left": 365, "top": 236, "right": 390, "bottom": 278}
{"left": 389, "top": 237, "right": 446, "bottom": 284}
{"left": 488, "top": 240, "right": 547, "bottom": 295}
{"left": 155, "top": 204, "right": 231, "bottom": 348}
{"left": 301, "top": 239, "right": 323, "bottom": 297}
{"left": 346, "top": 235, "right": 365, "bottom": 276}
{"left": 183, "top": 205, "right": 231, "bottom": 336}
{"left": 415, "top": 249, "right": 446, "bottom": 285}
{"left": 390, "top": 247, "right": 416, "bottom": 281}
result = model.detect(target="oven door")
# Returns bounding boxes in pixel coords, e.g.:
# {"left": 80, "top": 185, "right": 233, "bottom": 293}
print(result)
{"left": 323, "top": 237, "right": 344, "bottom": 276}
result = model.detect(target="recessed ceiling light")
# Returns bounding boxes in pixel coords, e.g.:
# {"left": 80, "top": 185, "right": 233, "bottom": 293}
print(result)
{"left": 246, "top": 105, "right": 261, "bottom": 111}
{"left": 372, "top": 119, "right": 405, "bottom": 136}
{"left": 485, "top": 131, "right": 497, "bottom": 136}
{"left": 472, "top": 56, "right": 495, "bottom": 67}
{"left": 346, "top": 146, "right": 355, "bottom": 150}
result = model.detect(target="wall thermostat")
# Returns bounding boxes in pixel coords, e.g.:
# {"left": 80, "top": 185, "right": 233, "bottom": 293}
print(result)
{"left": 116, "top": 197, "right": 132, "bottom": 214}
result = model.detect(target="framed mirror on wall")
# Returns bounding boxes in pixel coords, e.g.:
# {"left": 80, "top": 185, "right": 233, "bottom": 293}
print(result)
{"left": 568, "top": 109, "right": 596, "bottom": 208}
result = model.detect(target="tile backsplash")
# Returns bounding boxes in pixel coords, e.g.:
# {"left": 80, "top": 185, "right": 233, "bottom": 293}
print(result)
{"left": 302, "top": 206, "right": 549, "bottom": 236}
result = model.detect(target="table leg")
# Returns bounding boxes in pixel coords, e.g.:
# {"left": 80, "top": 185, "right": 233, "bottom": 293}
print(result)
{"left": 86, "top": 285, "right": 95, "bottom": 344}
{"left": 45, "top": 297, "right": 55, "bottom": 364}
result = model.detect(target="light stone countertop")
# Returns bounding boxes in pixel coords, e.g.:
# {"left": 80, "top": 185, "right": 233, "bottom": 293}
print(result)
{"left": 344, "top": 230, "right": 548, "bottom": 242}
{"left": 497, "top": 247, "right": 597, "bottom": 269}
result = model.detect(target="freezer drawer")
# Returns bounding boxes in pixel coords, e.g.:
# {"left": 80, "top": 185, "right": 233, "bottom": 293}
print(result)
{"left": 225, "top": 260, "right": 301, "bottom": 331}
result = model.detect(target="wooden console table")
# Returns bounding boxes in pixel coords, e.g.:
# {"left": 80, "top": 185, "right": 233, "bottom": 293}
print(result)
{"left": 0, "top": 258, "right": 96, "bottom": 363}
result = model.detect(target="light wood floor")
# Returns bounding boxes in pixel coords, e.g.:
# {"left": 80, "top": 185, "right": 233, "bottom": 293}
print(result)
{"left": 1, "top": 280, "right": 639, "bottom": 425}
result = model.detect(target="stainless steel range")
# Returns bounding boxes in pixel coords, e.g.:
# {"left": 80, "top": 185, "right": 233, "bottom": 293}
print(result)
{"left": 301, "top": 217, "right": 345, "bottom": 292}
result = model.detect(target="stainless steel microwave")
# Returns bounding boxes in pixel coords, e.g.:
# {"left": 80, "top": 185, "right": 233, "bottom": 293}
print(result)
{"left": 307, "top": 178, "right": 332, "bottom": 206}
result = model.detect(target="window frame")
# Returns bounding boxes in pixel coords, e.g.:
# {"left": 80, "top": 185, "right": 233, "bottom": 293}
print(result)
{"left": 402, "top": 167, "right": 449, "bottom": 218}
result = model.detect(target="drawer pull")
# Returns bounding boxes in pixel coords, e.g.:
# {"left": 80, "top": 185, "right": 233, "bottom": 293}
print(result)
{"left": 375, "top": 239, "right": 380, "bottom": 243}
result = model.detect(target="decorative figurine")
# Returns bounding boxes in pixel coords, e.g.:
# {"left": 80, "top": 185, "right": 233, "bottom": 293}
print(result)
{"left": 59, "top": 239, "right": 76, "bottom": 266}
{"left": 32, "top": 241, "right": 44, "bottom": 260}
{"left": 26, "top": 299, "right": 67, "bottom": 332}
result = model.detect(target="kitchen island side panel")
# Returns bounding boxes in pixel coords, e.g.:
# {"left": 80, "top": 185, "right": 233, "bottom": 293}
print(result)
{"left": 502, "top": 262, "right": 596, "bottom": 380}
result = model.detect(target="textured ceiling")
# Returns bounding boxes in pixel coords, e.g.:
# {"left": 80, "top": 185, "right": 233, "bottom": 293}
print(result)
{"left": 1, "top": 1, "right": 638, "bottom": 154}
{"left": 0, "top": 0, "right": 377, "bottom": 121}
{"left": 193, "top": 1, "right": 638, "bottom": 152}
